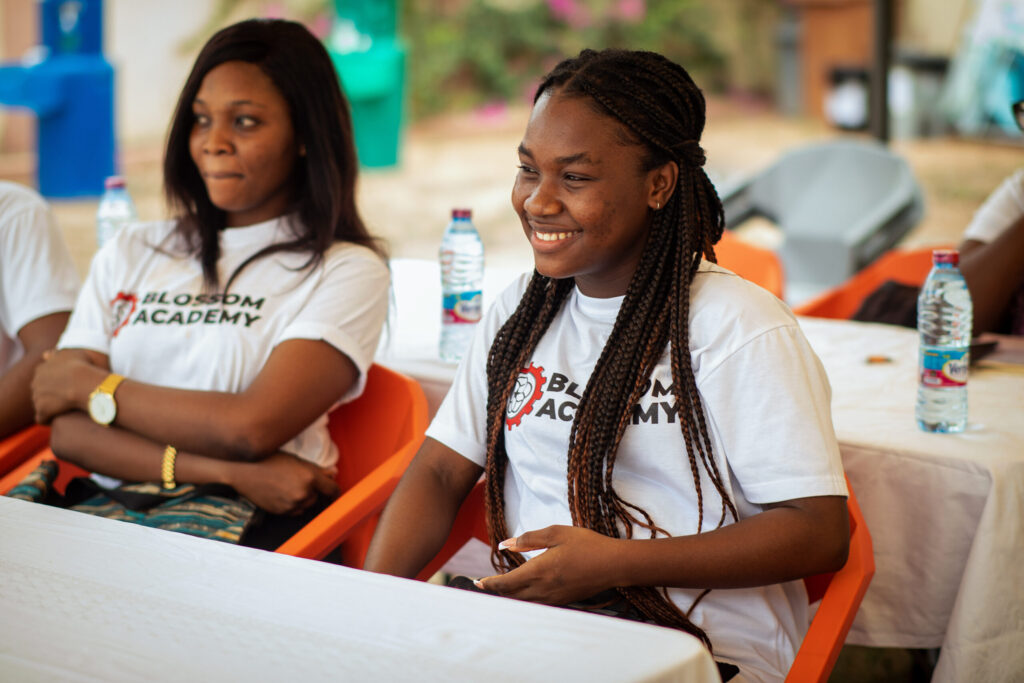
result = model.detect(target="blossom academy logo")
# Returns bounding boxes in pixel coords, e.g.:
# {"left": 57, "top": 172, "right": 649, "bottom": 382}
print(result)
{"left": 110, "top": 291, "right": 138, "bottom": 337}
{"left": 505, "top": 363, "right": 546, "bottom": 429}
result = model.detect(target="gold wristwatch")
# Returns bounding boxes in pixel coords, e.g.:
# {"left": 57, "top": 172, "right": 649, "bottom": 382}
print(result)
{"left": 87, "top": 373, "right": 125, "bottom": 426}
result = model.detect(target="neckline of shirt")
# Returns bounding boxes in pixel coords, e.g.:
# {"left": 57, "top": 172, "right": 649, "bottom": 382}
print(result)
{"left": 219, "top": 215, "right": 291, "bottom": 248}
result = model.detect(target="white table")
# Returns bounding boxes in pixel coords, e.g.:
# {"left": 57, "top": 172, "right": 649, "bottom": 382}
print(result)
{"left": 378, "top": 260, "right": 1024, "bottom": 682}
{"left": 796, "top": 317, "right": 1024, "bottom": 683}
{"left": 0, "top": 496, "right": 719, "bottom": 682}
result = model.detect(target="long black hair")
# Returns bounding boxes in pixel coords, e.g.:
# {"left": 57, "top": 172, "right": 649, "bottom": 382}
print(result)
{"left": 163, "top": 18, "right": 383, "bottom": 290}
{"left": 483, "top": 49, "right": 734, "bottom": 650}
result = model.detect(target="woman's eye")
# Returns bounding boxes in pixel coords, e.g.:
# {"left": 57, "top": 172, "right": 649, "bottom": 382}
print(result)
{"left": 236, "top": 116, "right": 259, "bottom": 129}
{"left": 517, "top": 164, "right": 538, "bottom": 175}
{"left": 193, "top": 113, "right": 209, "bottom": 126}
{"left": 564, "top": 174, "right": 587, "bottom": 182}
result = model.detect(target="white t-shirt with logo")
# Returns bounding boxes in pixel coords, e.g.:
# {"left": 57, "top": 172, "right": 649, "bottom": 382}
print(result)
{"left": 0, "top": 181, "right": 80, "bottom": 374}
{"left": 428, "top": 262, "right": 847, "bottom": 683}
{"left": 59, "top": 216, "right": 389, "bottom": 468}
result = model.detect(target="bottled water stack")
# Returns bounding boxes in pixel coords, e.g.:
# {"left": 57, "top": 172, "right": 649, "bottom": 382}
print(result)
{"left": 96, "top": 176, "right": 137, "bottom": 248}
{"left": 916, "top": 249, "right": 973, "bottom": 433}
{"left": 439, "top": 208, "right": 484, "bottom": 362}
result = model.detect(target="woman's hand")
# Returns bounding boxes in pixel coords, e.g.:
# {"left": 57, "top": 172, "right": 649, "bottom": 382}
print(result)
{"left": 227, "top": 451, "right": 340, "bottom": 515}
{"left": 475, "top": 525, "right": 625, "bottom": 605}
{"left": 31, "top": 349, "right": 107, "bottom": 424}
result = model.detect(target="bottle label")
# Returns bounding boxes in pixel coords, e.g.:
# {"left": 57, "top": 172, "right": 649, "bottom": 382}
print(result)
{"left": 443, "top": 290, "right": 482, "bottom": 324}
{"left": 920, "top": 346, "right": 969, "bottom": 387}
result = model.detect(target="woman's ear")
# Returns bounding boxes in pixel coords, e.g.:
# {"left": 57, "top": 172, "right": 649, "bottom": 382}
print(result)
{"left": 648, "top": 160, "right": 678, "bottom": 210}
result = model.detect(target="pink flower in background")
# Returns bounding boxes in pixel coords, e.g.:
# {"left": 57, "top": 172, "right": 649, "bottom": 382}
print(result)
{"left": 309, "top": 13, "right": 331, "bottom": 39}
{"left": 264, "top": 3, "right": 286, "bottom": 19}
{"left": 475, "top": 100, "right": 508, "bottom": 125}
{"left": 615, "top": 0, "right": 646, "bottom": 22}
{"left": 546, "top": 0, "right": 591, "bottom": 29}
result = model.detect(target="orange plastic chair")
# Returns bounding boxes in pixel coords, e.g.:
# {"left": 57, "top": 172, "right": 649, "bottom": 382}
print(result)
{"left": 0, "top": 364, "right": 428, "bottom": 567}
{"left": 0, "top": 424, "right": 50, "bottom": 477}
{"left": 715, "top": 230, "right": 786, "bottom": 299}
{"left": 793, "top": 245, "right": 942, "bottom": 319}
{"left": 276, "top": 363, "right": 428, "bottom": 564}
{"left": 415, "top": 475, "right": 873, "bottom": 683}
{"left": 785, "top": 476, "right": 874, "bottom": 683}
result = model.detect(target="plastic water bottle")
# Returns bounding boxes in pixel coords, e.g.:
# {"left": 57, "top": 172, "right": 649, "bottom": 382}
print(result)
{"left": 96, "top": 176, "right": 137, "bottom": 248}
{"left": 439, "top": 208, "right": 484, "bottom": 362}
{"left": 916, "top": 249, "right": 973, "bottom": 433}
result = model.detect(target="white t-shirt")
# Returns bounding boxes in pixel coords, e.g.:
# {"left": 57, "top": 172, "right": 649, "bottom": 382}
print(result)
{"left": 59, "top": 216, "right": 389, "bottom": 468}
{"left": 0, "top": 181, "right": 80, "bottom": 375}
{"left": 428, "top": 262, "right": 847, "bottom": 683}
{"left": 964, "top": 168, "right": 1024, "bottom": 244}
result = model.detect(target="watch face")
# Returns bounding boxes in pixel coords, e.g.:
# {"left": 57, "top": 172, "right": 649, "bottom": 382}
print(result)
{"left": 89, "top": 393, "right": 117, "bottom": 425}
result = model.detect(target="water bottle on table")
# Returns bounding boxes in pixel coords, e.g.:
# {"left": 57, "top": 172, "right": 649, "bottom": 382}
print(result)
{"left": 96, "top": 176, "right": 137, "bottom": 248}
{"left": 916, "top": 249, "right": 973, "bottom": 433}
{"left": 439, "top": 208, "right": 484, "bottom": 362}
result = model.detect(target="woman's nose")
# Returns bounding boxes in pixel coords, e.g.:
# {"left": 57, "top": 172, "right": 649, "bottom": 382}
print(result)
{"left": 203, "top": 123, "right": 233, "bottom": 155}
{"left": 523, "top": 180, "right": 561, "bottom": 216}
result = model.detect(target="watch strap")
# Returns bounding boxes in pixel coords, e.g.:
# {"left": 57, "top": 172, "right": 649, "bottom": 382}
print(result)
{"left": 97, "top": 373, "right": 126, "bottom": 397}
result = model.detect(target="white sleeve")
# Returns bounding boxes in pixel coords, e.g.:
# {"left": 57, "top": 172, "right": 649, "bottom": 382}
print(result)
{"left": 57, "top": 234, "right": 124, "bottom": 355}
{"left": 426, "top": 274, "right": 531, "bottom": 466}
{"left": 0, "top": 193, "right": 79, "bottom": 336}
{"left": 963, "top": 169, "right": 1024, "bottom": 244}
{"left": 698, "top": 324, "right": 848, "bottom": 504}
{"left": 276, "top": 246, "right": 390, "bottom": 402}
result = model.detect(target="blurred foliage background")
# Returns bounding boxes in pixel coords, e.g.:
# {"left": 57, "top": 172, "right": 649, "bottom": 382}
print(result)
{"left": 185, "top": 0, "right": 783, "bottom": 120}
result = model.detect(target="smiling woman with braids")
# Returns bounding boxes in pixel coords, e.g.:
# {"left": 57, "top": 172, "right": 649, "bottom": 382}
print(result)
{"left": 365, "top": 49, "right": 849, "bottom": 682}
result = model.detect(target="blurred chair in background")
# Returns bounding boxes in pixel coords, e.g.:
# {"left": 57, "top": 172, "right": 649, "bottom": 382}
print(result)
{"left": 720, "top": 140, "right": 924, "bottom": 305}
{"left": 793, "top": 245, "right": 940, "bottom": 320}
{"left": 715, "top": 230, "right": 785, "bottom": 299}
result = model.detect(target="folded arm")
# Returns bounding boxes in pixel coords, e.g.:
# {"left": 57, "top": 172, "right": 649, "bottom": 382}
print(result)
{"left": 32, "top": 338, "right": 357, "bottom": 461}
{"left": 49, "top": 411, "right": 338, "bottom": 514}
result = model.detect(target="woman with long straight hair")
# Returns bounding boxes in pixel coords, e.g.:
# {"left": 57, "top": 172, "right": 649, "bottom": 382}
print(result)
{"left": 29, "top": 19, "right": 389, "bottom": 548}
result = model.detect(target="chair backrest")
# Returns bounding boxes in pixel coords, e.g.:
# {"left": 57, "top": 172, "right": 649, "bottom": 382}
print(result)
{"left": 423, "top": 476, "right": 874, "bottom": 683}
{"left": 0, "top": 425, "right": 50, "bottom": 477}
{"left": 721, "top": 139, "right": 924, "bottom": 301}
{"left": 715, "top": 230, "right": 785, "bottom": 299}
{"left": 275, "top": 363, "right": 428, "bottom": 565}
{"left": 785, "top": 476, "right": 874, "bottom": 683}
{"left": 793, "top": 245, "right": 941, "bottom": 319}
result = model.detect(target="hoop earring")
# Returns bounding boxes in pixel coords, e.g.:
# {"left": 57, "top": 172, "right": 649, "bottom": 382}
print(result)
{"left": 654, "top": 201, "right": 661, "bottom": 210}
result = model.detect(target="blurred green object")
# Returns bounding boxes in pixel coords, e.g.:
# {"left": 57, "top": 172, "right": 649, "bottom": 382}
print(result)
{"left": 328, "top": 0, "right": 406, "bottom": 168}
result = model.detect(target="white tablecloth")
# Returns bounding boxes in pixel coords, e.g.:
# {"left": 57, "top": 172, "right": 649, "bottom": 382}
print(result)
{"left": 796, "top": 317, "right": 1024, "bottom": 683}
{"left": 379, "top": 260, "right": 1024, "bottom": 682}
{"left": 0, "top": 497, "right": 718, "bottom": 682}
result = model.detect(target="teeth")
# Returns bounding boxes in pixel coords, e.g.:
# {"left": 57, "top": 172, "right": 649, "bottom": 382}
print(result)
{"left": 535, "top": 231, "right": 577, "bottom": 242}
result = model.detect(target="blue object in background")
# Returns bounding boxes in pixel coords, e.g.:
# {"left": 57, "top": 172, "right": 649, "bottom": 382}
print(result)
{"left": 0, "top": 0, "right": 115, "bottom": 198}
{"left": 327, "top": 0, "right": 406, "bottom": 168}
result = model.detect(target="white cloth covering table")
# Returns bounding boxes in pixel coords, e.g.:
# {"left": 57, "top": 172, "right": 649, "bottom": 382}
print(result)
{"left": 797, "top": 317, "right": 1024, "bottom": 683}
{"left": 0, "top": 496, "right": 719, "bottom": 683}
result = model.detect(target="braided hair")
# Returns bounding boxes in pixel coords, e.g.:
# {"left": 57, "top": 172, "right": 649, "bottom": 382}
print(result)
{"left": 482, "top": 49, "right": 737, "bottom": 650}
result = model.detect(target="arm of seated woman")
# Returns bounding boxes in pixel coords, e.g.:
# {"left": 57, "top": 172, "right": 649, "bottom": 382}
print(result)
{"left": 0, "top": 311, "right": 70, "bottom": 439}
{"left": 49, "top": 412, "right": 338, "bottom": 514}
{"left": 33, "top": 338, "right": 356, "bottom": 462}
{"left": 476, "top": 495, "right": 850, "bottom": 605}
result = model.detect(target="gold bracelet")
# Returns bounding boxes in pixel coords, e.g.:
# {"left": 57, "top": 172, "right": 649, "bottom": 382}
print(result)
{"left": 161, "top": 445, "right": 178, "bottom": 490}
